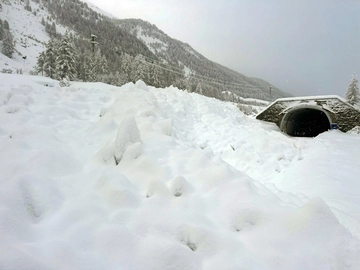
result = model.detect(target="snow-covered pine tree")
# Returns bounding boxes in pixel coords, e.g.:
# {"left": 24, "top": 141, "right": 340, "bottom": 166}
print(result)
{"left": 35, "top": 51, "right": 46, "bottom": 76}
{"left": 95, "top": 50, "right": 108, "bottom": 77}
{"left": 98, "top": 72, "right": 113, "bottom": 85}
{"left": 3, "top": 20, "right": 9, "bottom": 31}
{"left": 186, "top": 77, "right": 196, "bottom": 93}
{"left": 195, "top": 82, "right": 203, "bottom": 95}
{"left": 173, "top": 77, "right": 187, "bottom": 90}
{"left": 55, "top": 33, "right": 77, "bottom": 80}
{"left": 43, "top": 39, "right": 58, "bottom": 79}
{"left": 121, "top": 53, "right": 133, "bottom": 81}
{"left": 113, "top": 71, "right": 127, "bottom": 86}
{"left": 84, "top": 49, "right": 105, "bottom": 82}
{"left": 77, "top": 55, "right": 88, "bottom": 82}
{"left": 345, "top": 73, "right": 360, "bottom": 106}
{"left": 0, "top": 20, "right": 4, "bottom": 40}
{"left": 150, "top": 63, "right": 162, "bottom": 87}
{"left": 131, "top": 54, "right": 149, "bottom": 83}
{"left": 51, "top": 22, "right": 57, "bottom": 37}
{"left": 86, "top": 56, "right": 96, "bottom": 82}
{"left": 2, "top": 30, "right": 15, "bottom": 58}
{"left": 45, "top": 21, "right": 57, "bottom": 37}
{"left": 143, "top": 60, "right": 151, "bottom": 85}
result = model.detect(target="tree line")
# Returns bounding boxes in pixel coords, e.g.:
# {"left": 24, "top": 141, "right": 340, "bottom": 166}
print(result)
{"left": 35, "top": 33, "right": 183, "bottom": 87}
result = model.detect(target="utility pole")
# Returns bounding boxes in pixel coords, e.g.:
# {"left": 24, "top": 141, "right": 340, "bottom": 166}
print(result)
{"left": 270, "top": 86, "right": 272, "bottom": 100}
{"left": 90, "top": 34, "right": 98, "bottom": 54}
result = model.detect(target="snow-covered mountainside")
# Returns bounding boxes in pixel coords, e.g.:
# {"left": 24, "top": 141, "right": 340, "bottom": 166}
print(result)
{"left": 1, "top": 73, "right": 359, "bottom": 269}
{"left": 80, "top": 0, "right": 117, "bottom": 19}
{"left": 0, "top": 0, "right": 289, "bottom": 100}
{"left": 0, "top": 0, "right": 68, "bottom": 73}
{"left": 117, "top": 19, "right": 290, "bottom": 100}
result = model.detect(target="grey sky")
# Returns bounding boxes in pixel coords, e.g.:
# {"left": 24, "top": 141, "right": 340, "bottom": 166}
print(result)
{"left": 86, "top": 0, "right": 360, "bottom": 97}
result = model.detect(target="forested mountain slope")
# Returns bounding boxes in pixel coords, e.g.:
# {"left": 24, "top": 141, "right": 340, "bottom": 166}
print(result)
{"left": 0, "top": 0, "right": 291, "bottom": 101}
{"left": 118, "top": 19, "right": 289, "bottom": 100}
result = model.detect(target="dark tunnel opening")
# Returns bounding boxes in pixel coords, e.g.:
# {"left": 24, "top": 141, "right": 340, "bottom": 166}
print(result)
{"left": 283, "top": 108, "right": 330, "bottom": 137}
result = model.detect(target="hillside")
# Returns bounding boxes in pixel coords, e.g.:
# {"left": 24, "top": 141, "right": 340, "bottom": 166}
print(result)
{"left": 117, "top": 18, "right": 289, "bottom": 100}
{"left": 0, "top": 0, "right": 290, "bottom": 101}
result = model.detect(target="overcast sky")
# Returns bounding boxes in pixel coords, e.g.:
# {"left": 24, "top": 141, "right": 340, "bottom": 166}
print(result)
{"left": 85, "top": 0, "right": 360, "bottom": 97}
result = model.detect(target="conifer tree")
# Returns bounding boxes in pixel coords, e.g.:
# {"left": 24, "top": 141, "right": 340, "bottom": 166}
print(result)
{"left": 143, "top": 62, "right": 151, "bottom": 85}
{"left": 83, "top": 49, "right": 107, "bottom": 82}
{"left": 2, "top": 30, "right": 15, "bottom": 58}
{"left": 131, "top": 54, "right": 149, "bottom": 83}
{"left": 99, "top": 72, "right": 113, "bottom": 85}
{"left": 43, "top": 39, "right": 58, "bottom": 79}
{"left": 345, "top": 73, "right": 360, "bottom": 106}
{"left": 3, "top": 20, "right": 9, "bottom": 31}
{"left": 35, "top": 51, "right": 46, "bottom": 76}
{"left": 77, "top": 53, "right": 88, "bottom": 81}
{"left": 196, "top": 82, "right": 203, "bottom": 95}
{"left": 51, "top": 22, "right": 57, "bottom": 37}
{"left": 55, "top": 33, "right": 77, "bottom": 80}
{"left": 150, "top": 63, "right": 162, "bottom": 87}
{"left": 45, "top": 21, "right": 57, "bottom": 37}
{"left": 0, "top": 20, "right": 4, "bottom": 40}
{"left": 108, "top": 71, "right": 127, "bottom": 86}
{"left": 174, "top": 77, "right": 187, "bottom": 90}
{"left": 94, "top": 50, "right": 108, "bottom": 77}
{"left": 121, "top": 53, "right": 132, "bottom": 80}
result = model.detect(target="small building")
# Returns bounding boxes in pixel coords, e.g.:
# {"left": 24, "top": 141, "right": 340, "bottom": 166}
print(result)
{"left": 256, "top": 95, "right": 360, "bottom": 137}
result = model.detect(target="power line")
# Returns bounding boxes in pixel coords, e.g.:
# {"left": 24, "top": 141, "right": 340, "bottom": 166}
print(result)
{"left": 129, "top": 54, "right": 266, "bottom": 91}
{"left": 140, "top": 54, "right": 258, "bottom": 88}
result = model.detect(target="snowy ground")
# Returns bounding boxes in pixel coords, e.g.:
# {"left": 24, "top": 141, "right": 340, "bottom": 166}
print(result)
{"left": 0, "top": 73, "right": 360, "bottom": 269}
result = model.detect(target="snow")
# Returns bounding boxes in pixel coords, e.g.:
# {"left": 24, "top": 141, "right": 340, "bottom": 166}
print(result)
{"left": 184, "top": 43, "right": 200, "bottom": 58}
{"left": 1, "top": 73, "right": 360, "bottom": 269}
{"left": 136, "top": 30, "right": 168, "bottom": 54}
{"left": 274, "top": 95, "right": 355, "bottom": 109}
{"left": 0, "top": 0, "right": 68, "bottom": 74}
{"left": 277, "top": 94, "right": 345, "bottom": 101}
{"left": 80, "top": 0, "right": 117, "bottom": 19}
{"left": 182, "top": 64, "right": 192, "bottom": 77}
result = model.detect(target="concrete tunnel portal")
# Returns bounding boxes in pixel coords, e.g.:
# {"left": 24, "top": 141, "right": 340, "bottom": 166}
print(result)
{"left": 281, "top": 108, "right": 331, "bottom": 137}
{"left": 256, "top": 96, "right": 360, "bottom": 135}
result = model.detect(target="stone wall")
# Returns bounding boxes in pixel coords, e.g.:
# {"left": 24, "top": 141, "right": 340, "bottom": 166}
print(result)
{"left": 256, "top": 97, "right": 360, "bottom": 133}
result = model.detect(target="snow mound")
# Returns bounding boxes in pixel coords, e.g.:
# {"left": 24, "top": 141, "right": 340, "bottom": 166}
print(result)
{"left": 1, "top": 74, "right": 360, "bottom": 269}
{"left": 347, "top": 126, "right": 360, "bottom": 134}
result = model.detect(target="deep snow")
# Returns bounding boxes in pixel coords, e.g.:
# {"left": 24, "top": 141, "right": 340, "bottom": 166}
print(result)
{"left": 0, "top": 73, "right": 360, "bottom": 269}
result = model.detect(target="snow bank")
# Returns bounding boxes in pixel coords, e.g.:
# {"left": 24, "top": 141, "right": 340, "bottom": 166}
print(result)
{"left": 1, "top": 74, "right": 360, "bottom": 269}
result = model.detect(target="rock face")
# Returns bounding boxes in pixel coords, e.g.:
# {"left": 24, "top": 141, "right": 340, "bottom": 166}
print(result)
{"left": 256, "top": 96, "right": 360, "bottom": 136}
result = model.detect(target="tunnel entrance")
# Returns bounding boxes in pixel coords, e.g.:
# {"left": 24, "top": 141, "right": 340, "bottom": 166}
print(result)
{"left": 282, "top": 108, "right": 330, "bottom": 137}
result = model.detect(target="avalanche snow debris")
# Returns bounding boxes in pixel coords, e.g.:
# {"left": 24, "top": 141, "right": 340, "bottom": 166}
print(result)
{"left": 0, "top": 73, "right": 360, "bottom": 269}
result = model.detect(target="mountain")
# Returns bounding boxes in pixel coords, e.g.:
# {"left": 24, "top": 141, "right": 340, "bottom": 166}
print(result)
{"left": 117, "top": 18, "right": 290, "bottom": 100}
{"left": 0, "top": 0, "right": 291, "bottom": 101}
